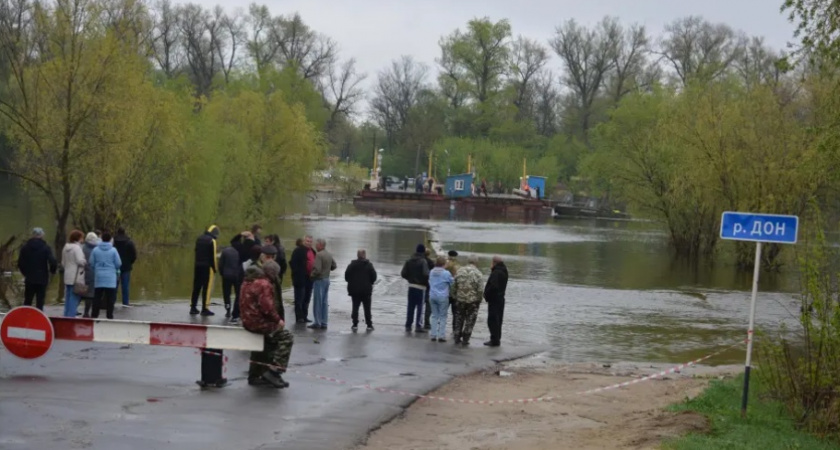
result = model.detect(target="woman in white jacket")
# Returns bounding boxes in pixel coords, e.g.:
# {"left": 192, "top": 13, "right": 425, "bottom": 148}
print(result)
{"left": 62, "top": 230, "right": 87, "bottom": 317}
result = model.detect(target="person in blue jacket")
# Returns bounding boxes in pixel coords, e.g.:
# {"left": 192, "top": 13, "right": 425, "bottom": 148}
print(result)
{"left": 89, "top": 232, "right": 122, "bottom": 319}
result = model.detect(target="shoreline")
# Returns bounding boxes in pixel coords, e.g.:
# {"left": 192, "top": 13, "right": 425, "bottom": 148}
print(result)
{"left": 355, "top": 359, "right": 742, "bottom": 450}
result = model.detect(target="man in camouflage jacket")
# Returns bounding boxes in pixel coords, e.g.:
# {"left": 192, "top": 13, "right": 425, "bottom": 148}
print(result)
{"left": 240, "top": 264, "right": 294, "bottom": 389}
{"left": 451, "top": 256, "right": 483, "bottom": 346}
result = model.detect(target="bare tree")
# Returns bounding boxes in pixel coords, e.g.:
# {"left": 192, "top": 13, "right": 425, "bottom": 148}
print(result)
{"left": 369, "top": 55, "right": 429, "bottom": 147}
{"left": 531, "top": 70, "right": 561, "bottom": 136}
{"left": 177, "top": 4, "right": 218, "bottom": 97}
{"left": 510, "top": 35, "right": 549, "bottom": 114}
{"left": 658, "top": 16, "right": 746, "bottom": 86}
{"left": 245, "top": 3, "right": 280, "bottom": 72}
{"left": 607, "top": 22, "right": 651, "bottom": 102}
{"left": 734, "top": 36, "right": 783, "bottom": 88}
{"left": 550, "top": 17, "right": 618, "bottom": 138}
{"left": 102, "top": 0, "right": 151, "bottom": 53}
{"left": 323, "top": 57, "right": 367, "bottom": 123}
{"left": 216, "top": 7, "right": 246, "bottom": 84}
{"left": 149, "top": 0, "right": 181, "bottom": 77}
{"left": 275, "top": 13, "right": 336, "bottom": 80}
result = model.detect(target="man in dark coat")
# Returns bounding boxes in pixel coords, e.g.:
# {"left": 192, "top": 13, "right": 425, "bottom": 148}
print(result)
{"left": 219, "top": 243, "right": 241, "bottom": 318}
{"left": 190, "top": 225, "right": 219, "bottom": 316}
{"left": 344, "top": 249, "right": 377, "bottom": 331}
{"left": 17, "top": 227, "right": 57, "bottom": 311}
{"left": 400, "top": 244, "right": 429, "bottom": 333}
{"left": 289, "top": 236, "right": 317, "bottom": 323}
{"left": 483, "top": 256, "right": 509, "bottom": 347}
{"left": 230, "top": 231, "right": 257, "bottom": 265}
{"left": 113, "top": 227, "right": 137, "bottom": 306}
{"left": 423, "top": 248, "right": 434, "bottom": 330}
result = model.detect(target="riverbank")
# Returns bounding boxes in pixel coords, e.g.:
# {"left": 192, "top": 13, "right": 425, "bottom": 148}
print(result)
{"left": 666, "top": 375, "right": 840, "bottom": 450}
{"left": 357, "top": 359, "right": 840, "bottom": 450}
{"left": 356, "top": 359, "right": 738, "bottom": 450}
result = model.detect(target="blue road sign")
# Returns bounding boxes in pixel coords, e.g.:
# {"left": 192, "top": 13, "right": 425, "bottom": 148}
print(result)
{"left": 720, "top": 211, "right": 799, "bottom": 244}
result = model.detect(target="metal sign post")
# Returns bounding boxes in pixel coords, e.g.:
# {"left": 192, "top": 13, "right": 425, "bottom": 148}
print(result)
{"left": 719, "top": 211, "right": 799, "bottom": 417}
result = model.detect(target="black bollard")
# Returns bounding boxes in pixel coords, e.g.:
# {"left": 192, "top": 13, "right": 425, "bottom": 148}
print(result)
{"left": 197, "top": 348, "right": 227, "bottom": 388}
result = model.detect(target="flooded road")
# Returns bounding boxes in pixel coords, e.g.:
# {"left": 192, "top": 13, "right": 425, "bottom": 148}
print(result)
{"left": 0, "top": 181, "right": 802, "bottom": 365}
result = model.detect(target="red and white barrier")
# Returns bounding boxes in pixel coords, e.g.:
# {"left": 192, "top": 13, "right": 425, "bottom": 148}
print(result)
{"left": 0, "top": 315, "right": 264, "bottom": 352}
{"left": 48, "top": 317, "right": 263, "bottom": 351}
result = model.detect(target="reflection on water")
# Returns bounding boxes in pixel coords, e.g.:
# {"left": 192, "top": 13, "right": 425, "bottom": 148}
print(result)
{"left": 0, "top": 185, "right": 803, "bottom": 365}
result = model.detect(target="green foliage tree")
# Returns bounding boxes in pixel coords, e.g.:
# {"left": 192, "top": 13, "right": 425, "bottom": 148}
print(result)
{"left": 0, "top": 0, "right": 160, "bottom": 249}
{"left": 206, "top": 78, "right": 324, "bottom": 221}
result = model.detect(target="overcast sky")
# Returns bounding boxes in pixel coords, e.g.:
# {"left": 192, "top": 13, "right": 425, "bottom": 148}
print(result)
{"left": 195, "top": 0, "right": 797, "bottom": 105}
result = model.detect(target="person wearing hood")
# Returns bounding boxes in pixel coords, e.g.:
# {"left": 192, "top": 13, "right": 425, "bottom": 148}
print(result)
{"left": 79, "top": 232, "right": 99, "bottom": 317}
{"left": 344, "top": 249, "right": 377, "bottom": 331}
{"left": 400, "top": 244, "right": 430, "bottom": 333}
{"left": 190, "top": 225, "right": 220, "bottom": 316}
{"left": 428, "top": 256, "right": 454, "bottom": 342}
{"left": 17, "top": 227, "right": 58, "bottom": 311}
{"left": 61, "top": 230, "right": 87, "bottom": 317}
{"left": 113, "top": 227, "right": 137, "bottom": 307}
{"left": 483, "top": 256, "right": 509, "bottom": 347}
{"left": 89, "top": 232, "right": 122, "bottom": 319}
{"left": 240, "top": 264, "right": 293, "bottom": 389}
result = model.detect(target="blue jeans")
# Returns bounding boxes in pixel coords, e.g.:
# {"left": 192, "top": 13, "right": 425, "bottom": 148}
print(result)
{"left": 430, "top": 297, "right": 450, "bottom": 339}
{"left": 118, "top": 271, "right": 131, "bottom": 305}
{"left": 405, "top": 287, "right": 425, "bottom": 330}
{"left": 312, "top": 278, "right": 330, "bottom": 327}
{"left": 63, "top": 285, "right": 81, "bottom": 318}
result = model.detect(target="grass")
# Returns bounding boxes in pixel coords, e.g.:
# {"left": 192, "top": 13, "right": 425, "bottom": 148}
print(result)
{"left": 663, "top": 374, "right": 840, "bottom": 450}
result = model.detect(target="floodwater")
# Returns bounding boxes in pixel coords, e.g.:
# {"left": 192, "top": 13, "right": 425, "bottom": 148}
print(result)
{"left": 0, "top": 182, "right": 803, "bottom": 365}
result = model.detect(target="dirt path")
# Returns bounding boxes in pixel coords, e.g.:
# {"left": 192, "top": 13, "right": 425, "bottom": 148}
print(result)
{"left": 357, "top": 362, "right": 739, "bottom": 450}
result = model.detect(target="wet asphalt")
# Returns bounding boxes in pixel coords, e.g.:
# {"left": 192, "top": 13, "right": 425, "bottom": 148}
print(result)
{"left": 0, "top": 302, "right": 542, "bottom": 450}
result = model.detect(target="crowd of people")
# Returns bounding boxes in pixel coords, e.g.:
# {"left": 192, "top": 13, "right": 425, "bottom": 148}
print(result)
{"left": 191, "top": 225, "right": 510, "bottom": 388}
{"left": 15, "top": 223, "right": 510, "bottom": 390}
{"left": 16, "top": 227, "right": 137, "bottom": 319}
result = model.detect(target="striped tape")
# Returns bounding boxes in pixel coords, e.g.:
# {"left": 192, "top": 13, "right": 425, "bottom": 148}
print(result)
{"left": 203, "top": 339, "right": 746, "bottom": 404}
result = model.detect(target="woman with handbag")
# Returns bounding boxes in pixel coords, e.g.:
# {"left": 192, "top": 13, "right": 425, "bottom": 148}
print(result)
{"left": 61, "top": 230, "right": 87, "bottom": 317}
{"left": 80, "top": 232, "right": 99, "bottom": 317}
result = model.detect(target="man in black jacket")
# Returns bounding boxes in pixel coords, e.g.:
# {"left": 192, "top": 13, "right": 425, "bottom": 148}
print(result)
{"left": 422, "top": 248, "right": 434, "bottom": 330}
{"left": 400, "top": 244, "right": 429, "bottom": 333}
{"left": 231, "top": 231, "right": 257, "bottom": 265}
{"left": 219, "top": 243, "right": 241, "bottom": 318}
{"left": 190, "top": 225, "right": 220, "bottom": 316}
{"left": 289, "top": 236, "right": 316, "bottom": 323}
{"left": 483, "top": 256, "right": 509, "bottom": 347}
{"left": 17, "top": 227, "right": 57, "bottom": 311}
{"left": 113, "top": 227, "right": 138, "bottom": 307}
{"left": 345, "top": 249, "right": 377, "bottom": 331}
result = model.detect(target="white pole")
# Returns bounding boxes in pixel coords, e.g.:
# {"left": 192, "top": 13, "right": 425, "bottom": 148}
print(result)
{"left": 740, "top": 241, "right": 762, "bottom": 416}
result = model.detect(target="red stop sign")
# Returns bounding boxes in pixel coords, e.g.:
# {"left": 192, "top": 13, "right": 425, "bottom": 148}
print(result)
{"left": 1, "top": 306, "right": 55, "bottom": 359}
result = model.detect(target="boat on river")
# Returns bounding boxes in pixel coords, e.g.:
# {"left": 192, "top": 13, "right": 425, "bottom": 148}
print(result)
{"left": 354, "top": 156, "right": 553, "bottom": 223}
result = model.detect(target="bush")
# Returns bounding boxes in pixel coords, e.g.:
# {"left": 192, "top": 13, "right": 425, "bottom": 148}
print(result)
{"left": 758, "top": 212, "right": 840, "bottom": 439}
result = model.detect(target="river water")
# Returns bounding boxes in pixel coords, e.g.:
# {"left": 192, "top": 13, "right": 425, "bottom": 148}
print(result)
{"left": 0, "top": 182, "right": 802, "bottom": 365}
